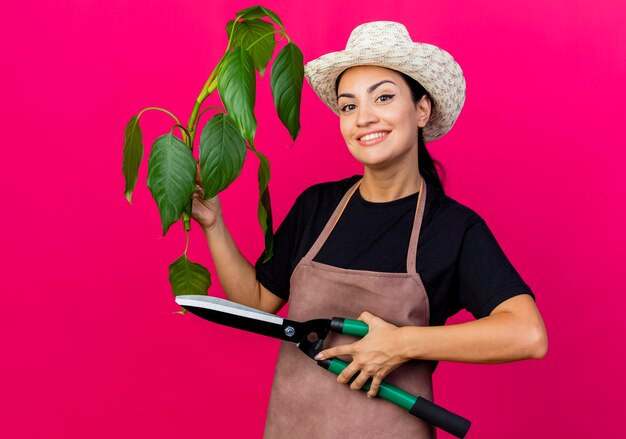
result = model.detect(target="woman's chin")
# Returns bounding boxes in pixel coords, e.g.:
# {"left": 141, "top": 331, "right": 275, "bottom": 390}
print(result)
{"left": 359, "top": 159, "right": 396, "bottom": 172}
{"left": 351, "top": 152, "right": 400, "bottom": 171}
{"left": 349, "top": 149, "right": 384, "bottom": 164}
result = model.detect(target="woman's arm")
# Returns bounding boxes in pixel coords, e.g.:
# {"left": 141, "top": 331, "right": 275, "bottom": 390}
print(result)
{"left": 400, "top": 294, "right": 547, "bottom": 363}
{"left": 191, "top": 186, "right": 286, "bottom": 315}
{"left": 202, "top": 214, "right": 286, "bottom": 314}
{"left": 315, "top": 293, "right": 548, "bottom": 397}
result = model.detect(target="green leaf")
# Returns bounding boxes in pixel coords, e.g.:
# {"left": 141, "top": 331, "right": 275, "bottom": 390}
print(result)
{"left": 146, "top": 134, "right": 196, "bottom": 236}
{"left": 226, "top": 18, "right": 276, "bottom": 76}
{"left": 236, "top": 5, "right": 283, "bottom": 27}
{"left": 169, "top": 254, "right": 211, "bottom": 297}
{"left": 122, "top": 116, "right": 143, "bottom": 204}
{"left": 270, "top": 42, "right": 304, "bottom": 141}
{"left": 253, "top": 149, "right": 274, "bottom": 262}
{"left": 199, "top": 114, "right": 247, "bottom": 199}
{"left": 218, "top": 46, "right": 257, "bottom": 143}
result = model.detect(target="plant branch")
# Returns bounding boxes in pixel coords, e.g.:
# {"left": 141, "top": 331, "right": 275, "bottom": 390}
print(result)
{"left": 187, "top": 17, "right": 241, "bottom": 140}
{"left": 196, "top": 15, "right": 246, "bottom": 100}
{"left": 138, "top": 107, "right": 187, "bottom": 140}
{"left": 194, "top": 106, "right": 224, "bottom": 131}
{"left": 170, "top": 124, "right": 191, "bottom": 140}
{"left": 138, "top": 106, "right": 181, "bottom": 124}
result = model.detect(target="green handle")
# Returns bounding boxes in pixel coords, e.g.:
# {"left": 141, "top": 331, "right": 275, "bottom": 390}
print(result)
{"left": 330, "top": 317, "right": 369, "bottom": 337}
{"left": 343, "top": 318, "right": 369, "bottom": 337}
{"left": 320, "top": 358, "right": 471, "bottom": 438}
{"left": 325, "top": 358, "right": 416, "bottom": 409}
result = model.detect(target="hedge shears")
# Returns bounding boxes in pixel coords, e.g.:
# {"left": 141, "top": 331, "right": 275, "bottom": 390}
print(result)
{"left": 175, "top": 295, "right": 471, "bottom": 438}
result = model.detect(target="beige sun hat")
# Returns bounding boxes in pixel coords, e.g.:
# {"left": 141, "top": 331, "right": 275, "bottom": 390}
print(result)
{"left": 304, "top": 21, "right": 466, "bottom": 143}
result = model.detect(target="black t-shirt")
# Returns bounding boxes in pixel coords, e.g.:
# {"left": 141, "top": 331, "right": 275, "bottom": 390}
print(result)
{"left": 255, "top": 174, "right": 534, "bottom": 326}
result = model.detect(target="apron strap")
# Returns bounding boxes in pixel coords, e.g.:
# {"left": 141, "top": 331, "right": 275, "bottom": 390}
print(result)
{"left": 406, "top": 176, "right": 426, "bottom": 274}
{"left": 301, "top": 178, "right": 363, "bottom": 262}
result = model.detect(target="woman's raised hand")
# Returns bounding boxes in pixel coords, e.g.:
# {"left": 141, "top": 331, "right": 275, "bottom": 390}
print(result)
{"left": 190, "top": 167, "right": 223, "bottom": 232}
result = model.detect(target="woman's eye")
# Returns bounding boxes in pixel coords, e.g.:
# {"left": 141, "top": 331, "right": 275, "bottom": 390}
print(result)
{"left": 340, "top": 104, "right": 356, "bottom": 112}
{"left": 378, "top": 94, "right": 395, "bottom": 102}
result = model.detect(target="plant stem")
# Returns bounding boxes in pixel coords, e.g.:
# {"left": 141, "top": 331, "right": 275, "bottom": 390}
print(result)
{"left": 138, "top": 107, "right": 188, "bottom": 141}
{"left": 182, "top": 211, "right": 191, "bottom": 233}
{"left": 184, "top": 229, "right": 190, "bottom": 255}
{"left": 138, "top": 106, "right": 181, "bottom": 124}
{"left": 186, "top": 19, "right": 241, "bottom": 147}
{"left": 187, "top": 75, "right": 218, "bottom": 147}
{"left": 182, "top": 20, "right": 242, "bottom": 234}
{"left": 193, "top": 106, "right": 223, "bottom": 132}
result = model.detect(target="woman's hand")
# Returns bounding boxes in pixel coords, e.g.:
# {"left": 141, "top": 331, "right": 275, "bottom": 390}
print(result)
{"left": 314, "top": 311, "right": 409, "bottom": 398}
{"left": 190, "top": 168, "right": 223, "bottom": 232}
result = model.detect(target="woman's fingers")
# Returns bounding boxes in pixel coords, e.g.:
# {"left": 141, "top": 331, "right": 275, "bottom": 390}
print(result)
{"left": 316, "top": 339, "right": 392, "bottom": 397}
{"left": 367, "top": 376, "right": 382, "bottom": 398}
{"left": 314, "top": 342, "right": 353, "bottom": 361}
{"left": 193, "top": 180, "right": 205, "bottom": 198}
{"left": 339, "top": 365, "right": 382, "bottom": 398}
{"left": 337, "top": 362, "right": 372, "bottom": 393}
{"left": 336, "top": 363, "right": 359, "bottom": 385}
{"left": 195, "top": 165, "right": 203, "bottom": 186}
{"left": 349, "top": 370, "right": 370, "bottom": 391}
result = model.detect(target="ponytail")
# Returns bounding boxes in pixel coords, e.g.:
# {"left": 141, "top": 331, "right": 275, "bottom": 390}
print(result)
{"left": 418, "top": 127, "right": 446, "bottom": 194}
{"left": 401, "top": 72, "right": 445, "bottom": 194}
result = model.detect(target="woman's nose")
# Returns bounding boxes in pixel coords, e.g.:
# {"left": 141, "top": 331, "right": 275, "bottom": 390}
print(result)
{"left": 356, "top": 102, "right": 379, "bottom": 126}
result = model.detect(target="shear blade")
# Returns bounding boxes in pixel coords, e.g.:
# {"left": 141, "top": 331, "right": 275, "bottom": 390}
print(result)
{"left": 175, "top": 295, "right": 299, "bottom": 342}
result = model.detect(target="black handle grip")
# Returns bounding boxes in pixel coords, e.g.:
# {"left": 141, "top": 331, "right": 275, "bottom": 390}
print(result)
{"left": 410, "top": 396, "right": 471, "bottom": 438}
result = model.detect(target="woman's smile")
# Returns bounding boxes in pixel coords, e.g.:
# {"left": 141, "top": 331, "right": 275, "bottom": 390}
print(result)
{"left": 357, "top": 130, "right": 391, "bottom": 146}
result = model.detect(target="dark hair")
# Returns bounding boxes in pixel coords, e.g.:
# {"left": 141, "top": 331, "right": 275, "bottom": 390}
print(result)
{"left": 335, "top": 69, "right": 446, "bottom": 193}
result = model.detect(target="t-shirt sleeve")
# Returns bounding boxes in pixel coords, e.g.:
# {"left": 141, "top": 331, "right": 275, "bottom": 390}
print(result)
{"left": 457, "top": 216, "right": 535, "bottom": 319}
{"left": 254, "top": 192, "right": 304, "bottom": 301}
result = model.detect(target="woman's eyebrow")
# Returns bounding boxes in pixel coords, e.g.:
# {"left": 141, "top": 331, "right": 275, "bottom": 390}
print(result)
{"left": 337, "top": 80, "right": 397, "bottom": 100}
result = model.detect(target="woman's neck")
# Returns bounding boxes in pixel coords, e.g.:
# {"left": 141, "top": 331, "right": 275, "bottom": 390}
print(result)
{"left": 359, "top": 165, "right": 421, "bottom": 202}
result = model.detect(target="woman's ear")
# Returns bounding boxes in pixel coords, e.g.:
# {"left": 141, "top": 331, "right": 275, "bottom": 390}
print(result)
{"left": 415, "top": 95, "right": 432, "bottom": 128}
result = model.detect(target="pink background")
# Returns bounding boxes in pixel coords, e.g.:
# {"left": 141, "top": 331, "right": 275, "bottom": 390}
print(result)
{"left": 1, "top": 0, "right": 624, "bottom": 437}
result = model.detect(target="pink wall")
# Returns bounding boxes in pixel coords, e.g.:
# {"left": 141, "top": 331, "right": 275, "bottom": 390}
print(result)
{"left": 1, "top": 0, "right": 624, "bottom": 437}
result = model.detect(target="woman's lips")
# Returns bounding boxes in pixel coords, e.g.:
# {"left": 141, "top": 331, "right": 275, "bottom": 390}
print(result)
{"left": 357, "top": 131, "right": 390, "bottom": 147}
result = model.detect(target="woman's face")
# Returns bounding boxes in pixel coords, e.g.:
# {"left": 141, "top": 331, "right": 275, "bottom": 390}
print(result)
{"left": 337, "top": 66, "right": 430, "bottom": 171}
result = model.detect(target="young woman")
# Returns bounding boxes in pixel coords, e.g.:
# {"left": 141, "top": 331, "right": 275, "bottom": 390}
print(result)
{"left": 191, "top": 21, "right": 547, "bottom": 439}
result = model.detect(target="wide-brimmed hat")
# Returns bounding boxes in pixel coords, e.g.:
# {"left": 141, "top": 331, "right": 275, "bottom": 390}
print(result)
{"left": 304, "top": 21, "right": 466, "bottom": 143}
